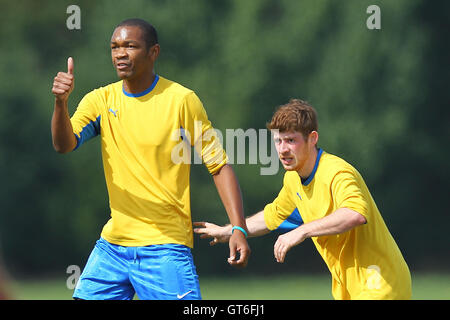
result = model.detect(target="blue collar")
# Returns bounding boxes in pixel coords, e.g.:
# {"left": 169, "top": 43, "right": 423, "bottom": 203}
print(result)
{"left": 301, "top": 148, "right": 323, "bottom": 186}
{"left": 122, "top": 74, "right": 159, "bottom": 97}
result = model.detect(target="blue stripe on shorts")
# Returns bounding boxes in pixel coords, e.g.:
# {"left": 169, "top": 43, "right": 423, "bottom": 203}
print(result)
{"left": 73, "top": 238, "right": 201, "bottom": 300}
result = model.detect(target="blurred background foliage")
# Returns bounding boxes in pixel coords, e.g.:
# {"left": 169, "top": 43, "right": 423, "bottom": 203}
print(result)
{"left": 0, "top": 0, "right": 448, "bottom": 280}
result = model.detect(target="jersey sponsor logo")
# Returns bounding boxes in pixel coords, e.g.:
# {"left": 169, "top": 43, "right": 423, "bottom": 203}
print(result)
{"left": 109, "top": 108, "right": 118, "bottom": 117}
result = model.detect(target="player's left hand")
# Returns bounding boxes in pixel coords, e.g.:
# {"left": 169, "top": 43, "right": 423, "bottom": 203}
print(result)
{"left": 274, "top": 227, "right": 306, "bottom": 263}
{"left": 228, "top": 231, "right": 251, "bottom": 268}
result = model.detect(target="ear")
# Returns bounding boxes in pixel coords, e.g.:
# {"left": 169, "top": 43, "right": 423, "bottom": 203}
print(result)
{"left": 308, "top": 131, "right": 319, "bottom": 147}
{"left": 149, "top": 44, "right": 160, "bottom": 61}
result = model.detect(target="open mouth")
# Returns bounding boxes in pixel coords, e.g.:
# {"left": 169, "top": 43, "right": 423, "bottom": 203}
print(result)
{"left": 280, "top": 157, "right": 294, "bottom": 165}
{"left": 116, "top": 62, "right": 130, "bottom": 70}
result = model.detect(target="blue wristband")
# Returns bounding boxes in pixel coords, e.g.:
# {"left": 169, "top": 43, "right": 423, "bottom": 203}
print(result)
{"left": 231, "top": 226, "right": 248, "bottom": 238}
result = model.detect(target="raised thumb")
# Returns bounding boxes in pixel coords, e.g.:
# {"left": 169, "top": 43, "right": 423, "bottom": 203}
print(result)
{"left": 67, "top": 57, "right": 74, "bottom": 75}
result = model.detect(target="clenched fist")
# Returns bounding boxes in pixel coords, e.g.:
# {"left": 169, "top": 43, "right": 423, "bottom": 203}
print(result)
{"left": 52, "top": 57, "right": 74, "bottom": 102}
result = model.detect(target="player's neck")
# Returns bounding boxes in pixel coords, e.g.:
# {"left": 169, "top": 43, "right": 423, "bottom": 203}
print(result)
{"left": 123, "top": 72, "right": 156, "bottom": 94}
{"left": 297, "top": 147, "right": 318, "bottom": 180}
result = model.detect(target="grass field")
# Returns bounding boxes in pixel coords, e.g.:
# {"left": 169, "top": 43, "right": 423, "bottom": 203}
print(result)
{"left": 6, "top": 273, "right": 450, "bottom": 300}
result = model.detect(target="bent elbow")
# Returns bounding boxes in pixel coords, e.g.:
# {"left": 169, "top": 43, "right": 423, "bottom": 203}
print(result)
{"left": 53, "top": 143, "right": 73, "bottom": 154}
{"left": 342, "top": 208, "right": 367, "bottom": 229}
{"left": 54, "top": 147, "right": 68, "bottom": 154}
{"left": 354, "top": 213, "right": 367, "bottom": 226}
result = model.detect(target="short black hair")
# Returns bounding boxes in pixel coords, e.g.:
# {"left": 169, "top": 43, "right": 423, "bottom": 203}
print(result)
{"left": 116, "top": 18, "right": 158, "bottom": 50}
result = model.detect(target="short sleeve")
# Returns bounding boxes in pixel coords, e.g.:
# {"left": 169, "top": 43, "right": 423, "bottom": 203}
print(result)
{"left": 331, "top": 170, "right": 369, "bottom": 221}
{"left": 264, "top": 174, "right": 298, "bottom": 231}
{"left": 180, "top": 92, "right": 228, "bottom": 175}
{"left": 70, "top": 90, "right": 103, "bottom": 150}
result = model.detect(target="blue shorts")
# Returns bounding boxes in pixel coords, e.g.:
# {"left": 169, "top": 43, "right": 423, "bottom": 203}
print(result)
{"left": 73, "top": 238, "right": 201, "bottom": 300}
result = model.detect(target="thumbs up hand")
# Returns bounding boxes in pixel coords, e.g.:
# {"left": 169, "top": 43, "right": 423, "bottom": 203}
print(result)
{"left": 52, "top": 57, "right": 75, "bottom": 102}
{"left": 67, "top": 57, "right": 74, "bottom": 75}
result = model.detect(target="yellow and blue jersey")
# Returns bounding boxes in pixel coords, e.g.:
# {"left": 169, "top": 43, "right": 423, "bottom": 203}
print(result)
{"left": 264, "top": 149, "right": 412, "bottom": 299}
{"left": 70, "top": 75, "right": 227, "bottom": 248}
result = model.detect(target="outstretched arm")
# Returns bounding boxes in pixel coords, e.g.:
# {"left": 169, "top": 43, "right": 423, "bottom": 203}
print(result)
{"left": 194, "top": 210, "right": 271, "bottom": 245}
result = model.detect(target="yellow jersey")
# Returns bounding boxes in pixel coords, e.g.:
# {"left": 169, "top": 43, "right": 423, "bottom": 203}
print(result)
{"left": 264, "top": 149, "right": 411, "bottom": 299}
{"left": 70, "top": 75, "right": 227, "bottom": 247}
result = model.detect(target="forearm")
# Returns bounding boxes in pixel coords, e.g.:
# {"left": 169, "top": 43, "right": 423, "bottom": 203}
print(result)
{"left": 212, "top": 164, "right": 247, "bottom": 231}
{"left": 212, "top": 164, "right": 250, "bottom": 266}
{"left": 298, "top": 207, "right": 366, "bottom": 239}
{"left": 246, "top": 211, "right": 270, "bottom": 237}
{"left": 51, "top": 99, "right": 77, "bottom": 153}
{"left": 216, "top": 211, "right": 270, "bottom": 239}
{"left": 273, "top": 208, "right": 367, "bottom": 263}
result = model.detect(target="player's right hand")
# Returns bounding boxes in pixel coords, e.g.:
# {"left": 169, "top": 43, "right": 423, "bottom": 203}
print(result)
{"left": 193, "top": 221, "right": 231, "bottom": 246}
{"left": 52, "top": 57, "right": 74, "bottom": 102}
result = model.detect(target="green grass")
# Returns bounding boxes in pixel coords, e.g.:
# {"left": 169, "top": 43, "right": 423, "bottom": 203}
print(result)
{"left": 200, "top": 275, "right": 333, "bottom": 300}
{"left": 7, "top": 273, "right": 450, "bottom": 300}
